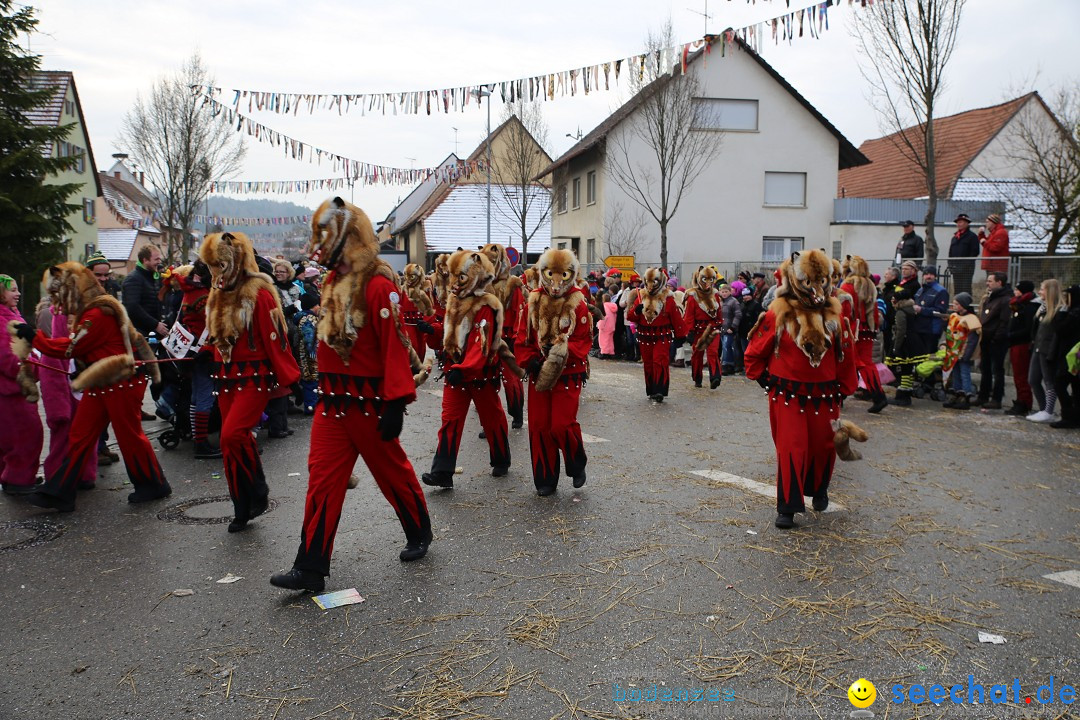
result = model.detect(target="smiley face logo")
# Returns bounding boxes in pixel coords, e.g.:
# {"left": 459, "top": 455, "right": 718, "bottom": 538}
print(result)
{"left": 848, "top": 678, "right": 876, "bottom": 708}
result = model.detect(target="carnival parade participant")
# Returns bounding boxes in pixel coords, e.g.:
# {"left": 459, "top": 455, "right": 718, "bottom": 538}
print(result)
{"left": 400, "top": 263, "right": 436, "bottom": 358}
{"left": 482, "top": 244, "right": 525, "bottom": 428}
{"left": 1, "top": 274, "right": 44, "bottom": 495}
{"left": 841, "top": 256, "right": 888, "bottom": 414}
{"left": 683, "top": 265, "right": 724, "bottom": 389}
{"left": 744, "top": 250, "right": 858, "bottom": 529}
{"left": 271, "top": 198, "right": 433, "bottom": 592}
{"left": 626, "top": 267, "right": 687, "bottom": 402}
{"left": 199, "top": 232, "right": 300, "bottom": 532}
{"left": 516, "top": 248, "right": 593, "bottom": 496}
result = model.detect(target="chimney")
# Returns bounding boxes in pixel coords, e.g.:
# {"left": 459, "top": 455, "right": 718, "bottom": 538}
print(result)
{"left": 114, "top": 172, "right": 121, "bottom": 179}
{"left": 139, "top": 172, "right": 145, "bottom": 186}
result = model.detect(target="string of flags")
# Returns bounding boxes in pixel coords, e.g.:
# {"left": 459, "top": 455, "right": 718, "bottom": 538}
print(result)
{"left": 209, "top": 177, "right": 355, "bottom": 195}
{"left": 196, "top": 92, "right": 488, "bottom": 187}
{"left": 191, "top": 213, "right": 311, "bottom": 226}
{"left": 193, "top": 1, "right": 852, "bottom": 118}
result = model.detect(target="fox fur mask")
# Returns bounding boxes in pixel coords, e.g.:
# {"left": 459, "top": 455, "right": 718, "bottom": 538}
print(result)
{"left": 536, "top": 248, "right": 579, "bottom": 299}
{"left": 771, "top": 249, "right": 843, "bottom": 368}
{"left": 842, "top": 254, "right": 878, "bottom": 331}
{"left": 402, "top": 263, "right": 433, "bottom": 316}
{"left": 637, "top": 267, "right": 671, "bottom": 323}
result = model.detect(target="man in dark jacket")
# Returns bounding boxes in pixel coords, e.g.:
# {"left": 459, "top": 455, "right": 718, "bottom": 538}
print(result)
{"left": 913, "top": 266, "right": 949, "bottom": 355}
{"left": 880, "top": 266, "right": 901, "bottom": 359}
{"left": 1005, "top": 280, "right": 1039, "bottom": 416}
{"left": 976, "top": 271, "right": 1013, "bottom": 409}
{"left": 895, "top": 220, "right": 924, "bottom": 264}
{"left": 122, "top": 244, "right": 166, "bottom": 339}
{"left": 948, "top": 214, "right": 980, "bottom": 296}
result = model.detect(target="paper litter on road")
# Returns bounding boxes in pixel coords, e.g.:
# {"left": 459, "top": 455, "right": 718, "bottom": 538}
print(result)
{"left": 746, "top": 530, "right": 758, "bottom": 535}
{"left": 978, "top": 631, "right": 1007, "bottom": 644}
{"left": 312, "top": 588, "right": 365, "bottom": 610}
{"left": 287, "top": 472, "right": 301, "bottom": 477}
{"left": 216, "top": 574, "right": 243, "bottom": 584}
{"left": 171, "top": 589, "right": 195, "bottom": 597}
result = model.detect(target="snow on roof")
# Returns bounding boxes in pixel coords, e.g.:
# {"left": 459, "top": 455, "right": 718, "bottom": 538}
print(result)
{"left": 422, "top": 184, "right": 551, "bottom": 253}
{"left": 952, "top": 177, "right": 1076, "bottom": 254}
{"left": 97, "top": 228, "right": 140, "bottom": 261}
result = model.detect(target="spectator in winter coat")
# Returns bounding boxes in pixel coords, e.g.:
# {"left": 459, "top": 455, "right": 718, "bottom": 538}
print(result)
{"left": 122, "top": 244, "right": 166, "bottom": 339}
{"left": 718, "top": 284, "right": 742, "bottom": 374}
{"left": 978, "top": 214, "right": 1010, "bottom": 274}
{"left": 913, "top": 266, "right": 949, "bottom": 352}
{"left": 1027, "top": 279, "right": 1063, "bottom": 423}
{"left": 941, "top": 292, "right": 981, "bottom": 410}
{"left": 889, "top": 289, "right": 921, "bottom": 406}
{"left": 736, "top": 287, "right": 762, "bottom": 373}
{"left": 976, "top": 271, "right": 1013, "bottom": 409}
{"left": 880, "top": 266, "right": 901, "bottom": 359}
{"left": 948, "top": 214, "right": 980, "bottom": 296}
{"left": 895, "top": 220, "right": 924, "bottom": 264}
{"left": 751, "top": 272, "right": 769, "bottom": 304}
{"left": 1048, "top": 284, "right": 1080, "bottom": 429}
{"left": 1005, "top": 280, "right": 1039, "bottom": 416}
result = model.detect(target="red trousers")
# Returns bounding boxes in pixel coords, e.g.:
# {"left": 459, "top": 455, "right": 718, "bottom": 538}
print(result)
{"left": 432, "top": 381, "right": 510, "bottom": 475}
{"left": 1010, "top": 344, "right": 1032, "bottom": 408}
{"left": 0, "top": 393, "right": 43, "bottom": 487}
{"left": 42, "top": 389, "right": 96, "bottom": 483}
{"left": 501, "top": 339, "right": 524, "bottom": 422}
{"left": 767, "top": 391, "right": 840, "bottom": 514}
{"left": 218, "top": 388, "right": 272, "bottom": 521}
{"left": 641, "top": 340, "right": 672, "bottom": 397}
{"left": 691, "top": 334, "right": 721, "bottom": 384}
{"left": 294, "top": 407, "right": 431, "bottom": 576}
{"left": 854, "top": 339, "right": 885, "bottom": 399}
{"left": 527, "top": 379, "right": 586, "bottom": 492}
{"left": 37, "top": 376, "right": 165, "bottom": 503}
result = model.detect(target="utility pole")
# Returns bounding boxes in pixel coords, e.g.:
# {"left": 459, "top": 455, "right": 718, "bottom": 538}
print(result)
{"left": 472, "top": 89, "right": 492, "bottom": 245}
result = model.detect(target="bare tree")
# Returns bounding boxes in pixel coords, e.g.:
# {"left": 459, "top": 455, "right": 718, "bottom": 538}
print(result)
{"left": 491, "top": 101, "right": 552, "bottom": 261}
{"left": 851, "top": 0, "right": 967, "bottom": 267}
{"left": 118, "top": 53, "right": 245, "bottom": 262}
{"left": 607, "top": 20, "right": 723, "bottom": 269}
{"left": 996, "top": 89, "right": 1080, "bottom": 255}
{"left": 601, "top": 202, "right": 648, "bottom": 258}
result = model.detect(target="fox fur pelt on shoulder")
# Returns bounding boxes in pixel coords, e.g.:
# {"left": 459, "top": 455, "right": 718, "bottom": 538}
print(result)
{"left": 37, "top": 262, "right": 158, "bottom": 389}
{"left": 842, "top": 254, "right": 878, "bottom": 332}
{"left": 771, "top": 250, "right": 843, "bottom": 368}
{"left": 480, "top": 243, "right": 524, "bottom": 310}
{"left": 528, "top": 248, "right": 590, "bottom": 392}
{"left": 402, "top": 263, "right": 433, "bottom": 316}
{"left": 637, "top": 267, "right": 671, "bottom": 324}
{"left": 442, "top": 250, "right": 524, "bottom": 378}
{"left": 199, "top": 231, "right": 289, "bottom": 365}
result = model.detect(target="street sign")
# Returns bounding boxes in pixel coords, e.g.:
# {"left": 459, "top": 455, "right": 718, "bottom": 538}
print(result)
{"left": 604, "top": 255, "right": 635, "bottom": 271}
{"left": 506, "top": 247, "right": 520, "bottom": 266}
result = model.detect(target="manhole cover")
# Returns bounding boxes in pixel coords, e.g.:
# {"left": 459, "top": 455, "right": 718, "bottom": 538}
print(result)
{"left": 0, "top": 518, "right": 66, "bottom": 553}
{"left": 156, "top": 495, "right": 278, "bottom": 525}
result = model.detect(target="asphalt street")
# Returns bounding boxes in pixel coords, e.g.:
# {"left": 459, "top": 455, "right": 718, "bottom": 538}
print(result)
{"left": 1, "top": 359, "right": 1078, "bottom": 720}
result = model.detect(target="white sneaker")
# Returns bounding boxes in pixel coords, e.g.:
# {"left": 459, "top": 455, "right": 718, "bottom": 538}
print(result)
{"left": 1025, "top": 411, "right": 1042, "bottom": 420}
{"left": 1027, "top": 411, "right": 1054, "bottom": 423}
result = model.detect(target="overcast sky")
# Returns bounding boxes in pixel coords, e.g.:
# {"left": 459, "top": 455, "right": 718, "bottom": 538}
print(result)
{"left": 27, "top": 0, "right": 1080, "bottom": 224}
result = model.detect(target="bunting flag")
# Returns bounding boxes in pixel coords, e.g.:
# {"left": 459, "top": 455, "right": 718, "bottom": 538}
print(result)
{"left": 193, "top": 1, "right": 854, "bottom": 118}
{"left": 192, "top": 213, "right": 312, "bottom": 226}
{"left": 195, "top": 92, "right": 487, "bottom": 187}
{"left": 209, "top": 177, "right": 356, "bottom": 195}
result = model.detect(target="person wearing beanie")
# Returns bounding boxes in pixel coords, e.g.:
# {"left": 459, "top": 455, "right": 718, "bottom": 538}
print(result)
{"left": 978, "top": 214, "right": 1010, "bottom": 274}
{"left": 1048, "top": 284, "right": 1080, "bottom": 429}
{"left": 976, "top": 271, "right": 1013, "bottom": 410}
{"left": 718, "top": 282, "right": 742, "bottom": 375}
{"left": 942, "top": 292, "right": 981, "bottom": 409}
{"left": 1005, "top": 279, "right": 1039, "bottom": 415}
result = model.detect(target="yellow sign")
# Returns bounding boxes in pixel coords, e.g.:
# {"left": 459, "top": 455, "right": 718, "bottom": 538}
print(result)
{"left": 604, "top": 255, "right": 635, "bottom": 271}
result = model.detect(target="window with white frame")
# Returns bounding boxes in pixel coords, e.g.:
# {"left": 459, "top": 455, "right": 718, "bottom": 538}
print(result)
{"left": 83, "top": 198, "right": 95, "bottom": 224}
{"left": 763, "top": 172, "right": 807, "bottom": 207}
{"left": 762, "top": 236, "right": 804, "bottom": 263}
{"left": 586, "top": 171, "right": 596, "bottom": 204}
{"left": 557, "top": 184, "right": 567, "bottom": 213}
{"left": 692, "top": 98, "right": 759, "bottom": 131}
{"left": 586, "top": 238, "right": 596, "bottom": 264}
{"left": 572, "top": 177, "right": 581, "bottom": 209}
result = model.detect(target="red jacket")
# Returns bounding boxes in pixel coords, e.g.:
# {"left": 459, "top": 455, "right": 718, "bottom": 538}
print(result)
{"left": 626, "top": 294, "right": 687, "bottom": 343}
{"left": 744, "top": 308, "right": 858, "bottom": 401}
{"left": 447, "top": 303, "right": 501, "bottom": 383}
{"left": 682, "top": 291, "right": 722, "bottom": 338}
{"left": 516, "top": 287, "right": 592, "bottom": 383}
{"left": 501, "top": 282, "right": 525, "bottom": 342}
{"left": 317, "top": 274, "right": 418, "bottom": 412}
{"left": 980, "top": 224, "right": 1009, "bottom": 272}
{"left": 33, "top": 306, "right": 128, "bottom": 365}
{"left": 212, "top": 288, "right": 300, "bottom": 392}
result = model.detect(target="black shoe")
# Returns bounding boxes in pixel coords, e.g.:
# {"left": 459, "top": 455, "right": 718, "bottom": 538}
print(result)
{"left": 650, "top": 393, "right": 664, "bottom": 403}
{"left": 949, "top": 396, "right": 970, "bottom": 410}
{"left": 77, "top": 481, "right": 95, "bottom": 491}
{"left": 853, "top": 388, "right": 871, "bottom": 401}
{"left": 572, "top": 471, "right": 586, "bottom": 489}
{"left": 270, "top": 568, "right": 325, "bottom": 592}
{"left": 1004, "top": 403, "right": 1030, "bottom": 416}
{"left": 478, "top": 430, "right": 487, "bottom": 439}
{"left": 1050, "top": 418, "right": 1080, "bottom": 429}
{"left": 105, "top": 450, "right": 120, "bottom": 463}
{"left": 127, "top": 481, "right": 172, "bottom": 504}
{"left": 511, "top": 416, "right": 524, "bottom": 429}
{"left": 812, "top": 493, "right": 828, "bottom": 512}
{"left": 974, "top": 396, "right": 989, "bottom": 408}
{"left": 194, "top": 441, "right": 223, "bottom": 459}
{"left": 774, "top": 513, "right": 796, "bottom": 529}
{"left": 25, "top": 491, "right": 75, "bottom": 513}
{"left": 96, "top": 453, "right": 115, "bottom": 466}
{"left": 2, "top": 482, "right": 41, "bottom": 496}
{"left": 867, "top": 397, "right": 888, "bottom": 414}
{"left": 421, "top": 472, "right": 454, "bottom": 489}
{"left": 890, "top": 390, "right": 912, "bottom": 407}
{"left": 694, "top": 380, "right": 703, "bottom": 388}
{"left": 981, "top": 400, "right": 1002, "bottom": 410}
{"left": 710, "top": 377, "right": 722, "bottom": 390}
{"left": 268, "top": 429, "right": 294, "bottom": 439}
{"left": 141, "top": 410, "right": 156, "bottom": 422}
{"left": 227, "top": 518, "right": 248, "bottom": 533}
{"left": 249, "top": 494, "right": 269, "bottom": 520}
{"left": 399, "top": 529, "right": 433, "bottom": 562}
{"left": 491, "top": 465, "right": 509, "bottom": 478}
{"left": 536, "top": 485, "right": 557, "bottom": 497}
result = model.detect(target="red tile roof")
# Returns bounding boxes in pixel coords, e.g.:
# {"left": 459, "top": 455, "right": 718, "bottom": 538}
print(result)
{"left": 837, "top": 94, "right": 1035, "bottom": 199}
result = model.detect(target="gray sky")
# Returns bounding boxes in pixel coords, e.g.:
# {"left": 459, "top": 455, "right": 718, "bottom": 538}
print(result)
{"left": 28, "top": 0, "right": 1079, "bottom": 224}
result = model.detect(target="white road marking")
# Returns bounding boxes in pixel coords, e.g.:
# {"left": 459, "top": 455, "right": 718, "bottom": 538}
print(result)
{"left": 690, "top": 469, "right": 845, "bottom": 512}
{"left": 1043, "top": 570, "right": 1080, "bottom": 589}
{"left": 580, "top": 433, "right": 609, "bottom": 444}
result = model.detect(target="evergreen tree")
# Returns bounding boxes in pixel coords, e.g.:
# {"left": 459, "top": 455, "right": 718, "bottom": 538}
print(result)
{"left": 0, "top": 0, "right": 81, "bottom": 274}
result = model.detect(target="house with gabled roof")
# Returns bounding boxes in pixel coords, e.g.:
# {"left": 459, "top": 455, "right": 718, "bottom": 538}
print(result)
{"left": 25, "top": 71, "right": 102, "bottom": 261}
{"left": 535, "top": 36, "right": 868, "bottom": 276}
{"left": 833, "top": 93, "right": 1074, "bottom": 260}
{"left": 95, "top": 162, "right": 164, "bottom": 274}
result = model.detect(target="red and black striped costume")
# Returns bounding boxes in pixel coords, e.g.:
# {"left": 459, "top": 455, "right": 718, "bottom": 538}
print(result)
{"left": 30, "top": 307, "right": 168, "bottom": 509}
{"left": 683, "top": 291, "right": 723, "bottom": 386}
{"left": 627, "top": 293, "right": 687, "bottom": 399}
{"left": 840, "top": 280, "right": 886, "bottom": 402}
{"left": 292, "top": 273, "right": 431, "bottom": 576}
{"left": 212, "top": 288, "right": 300, "bottom": 525}
{"left": 496, "top": 278, "right": 525, "bottom": 426}
{"left": 398, "top": 290, "right": 428, "bottom": 359}
{"left": 744, "top": 310, "right": 857, "bottom": 515}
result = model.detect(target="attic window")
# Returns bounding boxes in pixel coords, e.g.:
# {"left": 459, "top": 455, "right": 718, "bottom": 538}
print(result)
{"left": 692, "top": 98, "right": 758, "bottom": 131}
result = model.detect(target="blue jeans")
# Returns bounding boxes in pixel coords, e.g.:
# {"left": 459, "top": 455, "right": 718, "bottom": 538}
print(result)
{"left": 951, "top": 360, "right": 973, "bottom": 395}
{"left": 721, "top": 332, "right": 736, "bottom": 367}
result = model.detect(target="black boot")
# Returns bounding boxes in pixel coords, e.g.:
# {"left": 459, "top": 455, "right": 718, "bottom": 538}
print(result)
{"left": 950, "top": 395, "right": 970, "bottom": 410}
{"left": 128, "top": 480, "right": 172, "bottom": 504}
{"left": 1050, "top": 409, "right": 1080, "bottom": 429}
{"left": 812, "top": 491, "right": 829, "bottom": 512}
{"left": 491, "top": 465, "right": 509, "bottom": 478}
{"left": 270, "top": 568, "right": 325, "bottom": 592}
{"left": 25, "top": 491, "right": 75, "bottom": 513}
{"left": 774, "top": 513, "right": 796, "bottom": 529}
{"left": 710, "top": 376, "right": 722, "bottom": 390}
{"left": 421, "top": 471, "right": 454, "bottom": 489}
{"left": 572, "top": 470, "right": 587, "bottom": 489}
{"left": 399, "top": 528, "right": 433, "bottom": 562}
{"left": 1004, "top": 401, "right": 1030, "bottom": 416}
{"left": 194, "top": 441, "right": 223, "bottom": 459}
{"left": 694, "top": 379, "right": 703, "bottom": 388}
{"left": 867, "top": 394, "right": 888, "bottom": 414}
{"left": 890, "top": 389, "right": 912, "bottom": 407}
{"left": 511, "top": 414, "right": 524, "bottom": 430}
{"left": 650, "top": 393, "right": 664, "bottom": 403}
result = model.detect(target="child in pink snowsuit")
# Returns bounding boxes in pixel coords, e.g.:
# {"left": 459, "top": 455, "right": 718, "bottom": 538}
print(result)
{"left": 598, "top": 299, "right": 617, "bottom": 357}
{"left": 35, "top": 301, "right": 97, "bottom": 487}
{"left": 0, "top": 274, "right": 44, "bottom": 495}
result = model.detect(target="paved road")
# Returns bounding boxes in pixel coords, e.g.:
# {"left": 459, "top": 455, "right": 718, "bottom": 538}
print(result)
{"left": 1, "top": 360, "right": 1077, "bottom": 720}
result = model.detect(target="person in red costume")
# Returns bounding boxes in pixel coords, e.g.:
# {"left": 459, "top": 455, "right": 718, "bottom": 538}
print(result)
{"left": 14, "top": 263, "right": 169, "bottom": 513}
{"left": 744, "top": 250, "right": 858, "bottom": 529}
{"left": 426, "top": 254, "right": 450, "bottom": 350}
{"left": 399, "top": 263, "right": 436, "bottom": 359}
{"left": 422, "top": 250, "right": 523, "bottom": 489}
{"left": 199, "top": 232, "right": 300, "bottom": 533}
{"left": 272, "top": 197, "right": 433, "bottom": 593}
{"left": 682, "top": 265, "right": 724, "bottom": 389}
{"left": 978, "top": 213, "right": 1010, "bottom": 274}
{"left": 627, "top": 267, "right": 687, "bottom": 402}
{"left": 840, "top": 255, "right": 888, "bottom": 414}
{"left": 482, "top": 243, "right": 526, "bottom": 428}
{"left": 516, "top": 248, "right": 593, "bottom": 496}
